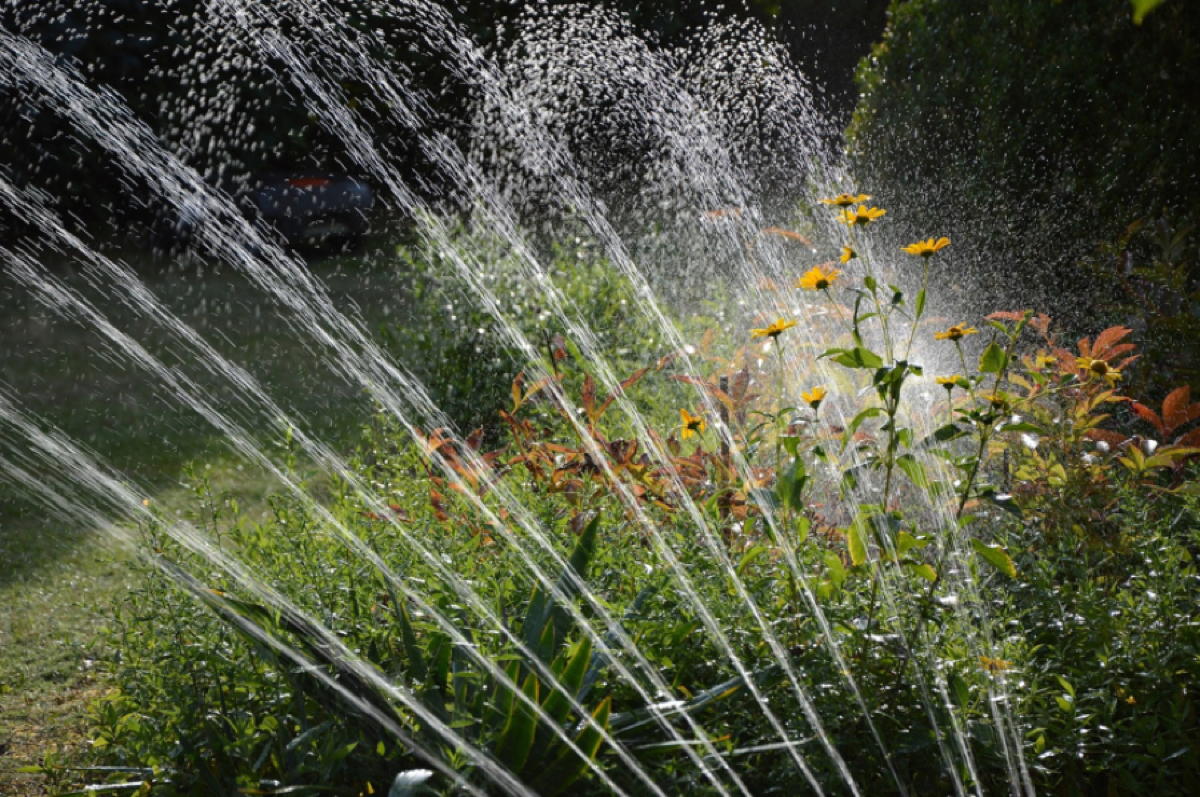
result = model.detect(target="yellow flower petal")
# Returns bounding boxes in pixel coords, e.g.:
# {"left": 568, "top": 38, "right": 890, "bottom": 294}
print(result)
{"left": 934, "top": 324, "right": 979, "bottom": 341}
{"left": 819, "top": 192, "right": 871, "bottom": 207}
{"left": 901, "top": 236, "right": 951, "bottom": 257}
{"left": 797, "top": 265, "right": 842, "bottom": 291}
{"left": 751, "top": 318, "right": 798, "bottom": 339}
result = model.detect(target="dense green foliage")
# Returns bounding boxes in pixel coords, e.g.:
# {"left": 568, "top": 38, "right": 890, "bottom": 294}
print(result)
{"left": 847, "top": 0, "right": 1200, "bottom": 327}
{"left": 81, "top": 218, "right": 1200, "bottom": 793}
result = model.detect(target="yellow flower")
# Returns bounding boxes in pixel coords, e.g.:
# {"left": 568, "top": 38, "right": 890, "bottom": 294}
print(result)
{"left": 1034, "top": 353, "right": 1058, "bottom": 370}
{"left": 982, "top": 392, "right": 1009, "bottom": 410}
{"left": 934, "top": 323, "right": 979, "bottom": 341}
{"left": 751, "top": 318, "right": 798, "bottom": 340}
{"left": 936, "top": 375, "right": 961, "bottom": 391}
{"left": 1076, "top": 356, "right": 1121, "bottom": 385}
{"left": 837, "top": 205, "right": 887, "bottom": 226}
{"left": 979, "top": 655, "right": 1011, "bottom": 674}
{"left": 819, "top": 192, "right": 871, "bottom": 207}
{"left": 1125, "top": 694, "right": 1136, "bottom": 705}
{"left": 680, "top": 408, "right": 706, "bottom": 439}
{"left": 901, "top": 236, "right": 951, "bottom": 257}
{"left": 797, "top": 265, "right": 842, "bottom": 291}
{"left": 801, "top": 386, "right": 827, "bottom": 409}
{"left": 839, "top": 246, "right": 856, "bottom": 263}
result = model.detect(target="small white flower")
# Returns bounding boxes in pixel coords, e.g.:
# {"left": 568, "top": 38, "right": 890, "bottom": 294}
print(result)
{"left": 1095, "top": 440, "right": 1111, "bottom": 453}
{"left": 1142, "top": 439, "right": 1158, "bottom": 455}
{"left": 1020, "top": 433, "right": 1039, "bottom": 450}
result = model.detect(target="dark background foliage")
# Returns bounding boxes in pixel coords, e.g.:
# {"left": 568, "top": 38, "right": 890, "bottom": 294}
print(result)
{"left": 847, "top": 0, "right": 1199, "bottom": 347}
{"left": 0, "top": 0, "right": 888, "bottom": 241}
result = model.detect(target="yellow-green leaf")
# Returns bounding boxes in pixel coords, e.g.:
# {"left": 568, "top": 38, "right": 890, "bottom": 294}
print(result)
{"left": 971, "top": 538, "right": 1017, "bottom": 578}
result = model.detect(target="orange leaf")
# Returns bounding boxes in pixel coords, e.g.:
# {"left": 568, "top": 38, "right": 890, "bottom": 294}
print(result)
{"left": 1175, "top": 428, "right": 1200, "bottom": 448}
{"left": 1130, "top": 402, "right": 1165, "bottom": 436}
{"left": 1084, "top": 428, "right": 1130, "bottom": 448}
{"left": 1161, "top": 386, "right": 1194, "bottom": 434}
{"left": 1091, "top": 326, "right": 1133, "bottom": 357}
{"left": 596, "top": 366, "right": 650, "bottom": 420}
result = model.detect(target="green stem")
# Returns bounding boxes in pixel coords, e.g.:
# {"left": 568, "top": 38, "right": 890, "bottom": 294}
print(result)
{"left": 902, "top": 257, "right": 931, "bottom": 360}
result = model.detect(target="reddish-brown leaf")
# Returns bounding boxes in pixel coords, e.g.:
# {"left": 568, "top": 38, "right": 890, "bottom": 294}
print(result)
{"left": 1175, "top": 428, "right": 1200, "bottom": 448}
{"left": 596, "top": 366, "right": 650, "bottom": 420}
{"left": 1130, "top": 401, "right": 1165, "bottom": 435}
{"left": 1161, "top": 386, "right": 1194, "bottom": 434}
{"left": 1091, "top": 325, "right": 1133, "bottom": 357}
{"left": 581, "top": 373, "right": 597, "bottom": 423}
{"left": 1084, "top": 428, "right": 1130, "bottom": 448}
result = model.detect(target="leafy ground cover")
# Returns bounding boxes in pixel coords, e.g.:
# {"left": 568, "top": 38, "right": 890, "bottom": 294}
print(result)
{"left": 0, "top": 242, "right": 414, "bottom": 794}
{"left": 62, "top": 204, "right": 1200, "bottom": 794}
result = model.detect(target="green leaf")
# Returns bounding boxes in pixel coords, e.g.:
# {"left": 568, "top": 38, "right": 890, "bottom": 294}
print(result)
{"left": 542, "top": 637, "right": 592, "bottom": 726}
{"left": 978, "top": 341, "right": 1008, "bottom": 373}
{"left": 523, "top": 514, "right": 600, "bottom": 662}
{"left": 795, "top": 515, "right": 810, "bottom": 544}
{"left": 895, "top": 530, "right": 928, "bottom": 556}
{"left": 914, "top": 288, "right": 926, "bottom": 319}
{"left": 970, "top": 538, "right": 1017, "bottom": 578}
{"left": 495, "top": 671, "right": 539, "bottom": 772}
{"left": 904, "top": 562, "right": 937, "bottom": 582}
{"left": 895, "top": 453, "right": 930, "bottom": 488}
{"left": 842, "top": 406, "right": 884, "bottom": 451}
{"left": 847, "top": 521, "right": 868, "bottom": 567}
{"left": 824, "top": 550, "right": 847, "bottom": 588}
{"left": 532, "top": 698, "right": 611, "bottom": 796}
{"left": 736, "top": 545, "right": 769, "bottom": 576}
{"left": 1131, "top": 0, "right": 1166, "bottom": 24}
{"left": 833, "top": 346, "right": 884, "bottom": 369}
{"left": 930, "top": 423, "right": 966, "bottom": 444}
{"left": 776, "top": 458, "right": 807, "bottom": 511}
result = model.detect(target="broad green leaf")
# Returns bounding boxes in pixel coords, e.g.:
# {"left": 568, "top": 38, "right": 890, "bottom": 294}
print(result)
{"left": 914, "top": 288, "right": 927, "bottom": 319}
{"left": 895, "top": 453, "right": 930, "bottom": 488}
{"left": 970, "top": 538, "right": 1017, "bottom": 578}
{"left": 736, "top": 545, "right": 769, "bottom": 576}
{"left": 895, "top": 530, "right": 928, "bottom": 556}
{"left": 843, "top": 406, "right": 884, "bottom": 451}
{"left": 847, "top": 521, "right": 868, "bottom": 567}
{"left": 904, "top": 562, "right": 937, "bottom": 582}
{"left": 978, "top": 341, "right": 1008, "bottom": 373}
{"left": 824, "top": 550, "right": 847, "bottom": 588}
{"left": 834, "top": 346, "right": 884, "bottom": 369}
{"left": 776, "top": 458, "right": 807, "bottom": 511}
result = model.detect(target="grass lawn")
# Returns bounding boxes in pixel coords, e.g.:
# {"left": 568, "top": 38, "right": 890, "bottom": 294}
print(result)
{"left": 0, "top": 239, "right": 412, "bottom": 793}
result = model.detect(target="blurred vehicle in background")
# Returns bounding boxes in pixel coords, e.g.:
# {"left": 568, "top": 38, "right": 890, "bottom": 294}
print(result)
{"left": 159, "top": 174, "right": 374, "bottom": 253}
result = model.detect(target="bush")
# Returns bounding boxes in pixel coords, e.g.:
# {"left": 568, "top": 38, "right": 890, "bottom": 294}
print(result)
{"left": 89, "top": 205, "right": 1200, "bottom": 794}
{"left": 846, "top": 0, "right": 1200, "bottom": 322}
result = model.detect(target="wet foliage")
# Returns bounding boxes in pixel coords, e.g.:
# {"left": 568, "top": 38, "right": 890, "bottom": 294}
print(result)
{"left": 82, "top": 207, "right": 1200, "bottom": 794}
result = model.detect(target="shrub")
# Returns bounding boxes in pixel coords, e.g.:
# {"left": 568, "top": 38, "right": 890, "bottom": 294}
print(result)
{"left": 846, "top": 0, "right": 1200, "bottom": 322}
{"left": 88, "top": 202, "right": 1200, "bottom": 794}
